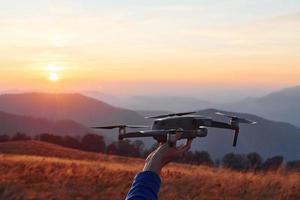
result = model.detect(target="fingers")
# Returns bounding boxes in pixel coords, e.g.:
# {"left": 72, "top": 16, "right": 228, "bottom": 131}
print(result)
{"left": 175, "top": 131, "right": 183, "bottom": 141}
{"left": 186, "top": 139, "right": 193, "bottom": 147}
{"left": 176, "top": 139, "right": 193, "bottom": 156}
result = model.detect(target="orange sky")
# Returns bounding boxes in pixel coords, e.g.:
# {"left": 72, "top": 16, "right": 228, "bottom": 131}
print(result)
{"left": 0, "top": 0, "right": 299, "bottom": 95}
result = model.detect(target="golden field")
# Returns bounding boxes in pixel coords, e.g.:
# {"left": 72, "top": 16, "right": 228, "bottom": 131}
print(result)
{"left": 0, "top": 141, "right": 299, "bottom": 200}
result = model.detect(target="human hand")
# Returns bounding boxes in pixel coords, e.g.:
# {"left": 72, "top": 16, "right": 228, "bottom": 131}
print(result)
{"left": 143, "top": 132, "right": 193, "bottom": 175}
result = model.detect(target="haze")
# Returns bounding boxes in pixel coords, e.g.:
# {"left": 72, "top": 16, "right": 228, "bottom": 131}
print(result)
{"left": 0, "top": 0, "right": 299, "bottom": 101}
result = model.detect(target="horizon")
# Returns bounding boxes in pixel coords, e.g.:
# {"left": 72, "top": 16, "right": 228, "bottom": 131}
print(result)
{"left": 0, "top": 84, "right": 298, "bottom": 104}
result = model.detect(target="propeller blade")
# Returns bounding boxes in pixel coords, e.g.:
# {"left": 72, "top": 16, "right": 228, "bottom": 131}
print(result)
{"left": 92, "top": 125, "right": 123, "bottom": 129}
{"left": 145, "top": 111, "right": 198, "bottom": 119}
{"left": 237, "top": 118, "right": 257, "bottom": 124}
{"left": 215, "top": 112, "right": 227, "bottom": 116}
{"left": 215, "top": 112, "right": 256, "bottom": 124}
{"left": 127, "top": 125, "right": 150, "bottom": 128}
{"left": 216, "top": 112, "right": 236, "bottom": 118}
{"left": 91, "top": 125, "right": 149, "bottom": 129}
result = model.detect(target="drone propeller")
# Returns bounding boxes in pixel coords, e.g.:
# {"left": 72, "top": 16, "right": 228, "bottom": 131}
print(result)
{"left": 215, "top": 112, "right": 256, "bottom": 124}
{"left": 91, "top": 125, "right": 149, "bottom": 129}
{"left": 145, "top": 111, "right": 198, "bottom": 119}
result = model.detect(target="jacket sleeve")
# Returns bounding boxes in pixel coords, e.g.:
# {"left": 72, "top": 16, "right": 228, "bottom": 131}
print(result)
{"left": 125, "top": 171, "right": 161, "bottom": 200}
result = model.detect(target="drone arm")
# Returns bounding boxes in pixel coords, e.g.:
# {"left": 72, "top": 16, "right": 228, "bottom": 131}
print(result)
{"left": 210, "top": 120, "right": 239, "bottom": 147}
{"left": 119, "top": 130, "right": 167, "bottom": 140}
{"left": 119, "top": 132, "right": 157, "bottom": 140}
{"left": 211, "top": 121, "right": 240, "bottom": 147}
{"left": 209, "top": 121, "right": 235, "bottom": 130}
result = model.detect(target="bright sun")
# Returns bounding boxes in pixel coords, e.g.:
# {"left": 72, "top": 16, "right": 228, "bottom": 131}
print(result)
{"left": 49, "top": 73, "right": 59, "bottom": 82}
{"left": 46, "top": 65, "right": 63, "bottom": 82}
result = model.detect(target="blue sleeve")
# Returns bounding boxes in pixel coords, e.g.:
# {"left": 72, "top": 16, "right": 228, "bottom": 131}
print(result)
{"left": 125, "top": 171, "right": 161, "bottom": 200}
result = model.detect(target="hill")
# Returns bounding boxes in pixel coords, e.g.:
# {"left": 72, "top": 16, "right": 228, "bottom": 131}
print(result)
{"left": 121, "top": 95, "right": 217, "bottom": 112}
{"left": 223, "top": 86, "right": 300, "bottom": 128}
{"left": 0, "top": 111, "right": 88, "bottom": 137}
{"left": 0, "top": 141, "right": 138, "bottom": 164}
{"left": 0, "top": 93, "right": 146, "bottom": 126}
{"left": 0, "top": 141, "right": 299, "bottom": 200}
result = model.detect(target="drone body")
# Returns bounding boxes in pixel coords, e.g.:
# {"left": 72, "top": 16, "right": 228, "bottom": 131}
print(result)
{"left": 92, "top": 111, "right": 256, "bottom": 147}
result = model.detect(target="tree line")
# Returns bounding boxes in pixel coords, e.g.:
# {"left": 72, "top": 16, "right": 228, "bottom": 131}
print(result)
{"left": 1, "top": 132, "right": 300, "bottom": 172}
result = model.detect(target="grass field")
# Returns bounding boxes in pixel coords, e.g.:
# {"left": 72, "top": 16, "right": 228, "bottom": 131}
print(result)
{"left": 0, "top": 141, "right": 300, "bottom": 200}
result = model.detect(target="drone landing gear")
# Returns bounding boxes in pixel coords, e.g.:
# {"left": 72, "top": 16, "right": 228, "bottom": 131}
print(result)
{"left": 232, "top": 128, "right": 240, "bottom": 147}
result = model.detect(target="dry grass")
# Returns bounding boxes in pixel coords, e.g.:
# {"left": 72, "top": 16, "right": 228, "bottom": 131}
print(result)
{"left": 0, "top": 141, "right": 300, "bottom": 200}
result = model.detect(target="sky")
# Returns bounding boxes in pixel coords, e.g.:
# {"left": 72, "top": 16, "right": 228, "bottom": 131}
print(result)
{"left": 0, "top": 0, "right": 300, "bottom": 101}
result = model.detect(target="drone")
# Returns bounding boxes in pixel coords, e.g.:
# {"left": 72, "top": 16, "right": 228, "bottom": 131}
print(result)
{"left": 92, "top": 111, "right": 256, "bottom": 147}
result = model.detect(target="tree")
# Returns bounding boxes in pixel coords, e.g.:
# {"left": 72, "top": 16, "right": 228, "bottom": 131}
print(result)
{"left": 262, "top": 156, "right": 284, "bottom": 170}
{"left": 181, "top": 151, "right": 214, "bottom": 166}
{"left": 11, "top": 132, "right": 31, "bottom": 141}
{"left": 286, "top": 160, "right": 300, "bottom": 172}
{"left": 63, "top": 136, "right": 81, "bottom": 149}
{"left": 81, "top": 134, "right": 106, "bottom": 153}
{"left": 193, "top": 151, "right": 214, "bottom": 166}
{"left": 222, "top": 153, "right": 250, "bottom": 171}
{"left": 36, "top": 133, "right": 64, "bottom": 146}
{"left": 106, "top": 140, "right": 142, "bottom": 157}
{"left": 247, "top": 152, "right": 263, "bottom": 170}
{"left": 106, "top": 142, "right": 118, "bottom": 155}
{"left": 0, "top": 135, "right": 10, "bottom": 142}
{"left": 132, "top": 140, "right": 145, "bottom": 154}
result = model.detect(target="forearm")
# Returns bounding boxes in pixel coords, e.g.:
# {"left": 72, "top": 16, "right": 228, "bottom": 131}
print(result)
{"left": 126, "top": 171, "right": 161, "bottom": 200}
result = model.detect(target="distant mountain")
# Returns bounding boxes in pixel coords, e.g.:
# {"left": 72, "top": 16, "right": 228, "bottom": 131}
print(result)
{"left": 0, "top": 93, "right": 146, "bottom": 127}
{"left": 192, "top": 109, "right": 300, "bottom": 161}
{"left": 136, "top": 110, "right": 171, "bottom": 118}
{"left": 122, "top": 96, "right": 218, "bottom": 112}
{"left": 0, "top": 111, "right": 88, "bottom": 136}
{"left": 82, "top": 91, "right": 124, "bottom": 108}
{"left": 1, "top": 92, "right": 299, "bottom": 161}
{"left": 223, "top": 86, "right": 300, "bottom": 128}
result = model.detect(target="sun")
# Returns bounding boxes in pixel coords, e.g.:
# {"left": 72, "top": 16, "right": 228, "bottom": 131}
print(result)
{"left": 49, "top": 73, "right": 59, "bottom": 82}
{"left": 46, "top": 65, "right": 64, "bottom": 82}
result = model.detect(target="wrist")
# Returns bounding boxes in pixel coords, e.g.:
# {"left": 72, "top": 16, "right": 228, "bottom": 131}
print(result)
{"left": 143, "top": 162, "right": 162, "bottom": 175}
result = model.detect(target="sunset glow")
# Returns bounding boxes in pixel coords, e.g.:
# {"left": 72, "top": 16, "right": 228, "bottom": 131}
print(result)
{"left": 47, "top": 65, "right": 64, "bottom": 72}
{"left": 0, "top": 0, "right": 299, "bottom": 96}
{"left": 49, "top": 73, "right": 59, "bottom": 82}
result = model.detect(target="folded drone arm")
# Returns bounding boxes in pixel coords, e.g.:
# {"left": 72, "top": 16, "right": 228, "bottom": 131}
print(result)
{"left": 209, "top": 120, "right": 235, "bottom": 130}
{"left": 118, "top": 130, "right": 166, "bottom": 140}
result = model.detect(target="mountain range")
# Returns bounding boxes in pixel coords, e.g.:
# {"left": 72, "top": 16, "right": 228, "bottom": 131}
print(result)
{"left": 0, "top": 93, "right": 146, "bottom": 126}
{"left": 192, "top": 109, "right": 300, "bottom": 161}
{"left": 94, "top": 86, "right": 300, "bottom": 128}
{"left": 0, "top": 91, "right": 299, "bottom": 160}
{"left": 0, "top": 111, "right": 88, "bottom": 136}
{"left": 223, "top": 86, "right": 300, "bottom": 128}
